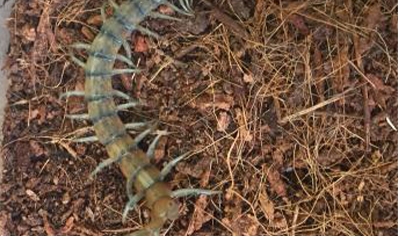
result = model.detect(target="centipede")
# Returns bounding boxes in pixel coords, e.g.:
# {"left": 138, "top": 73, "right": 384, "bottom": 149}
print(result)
{"left": 60, "top": 0, "right": 220, "bottom": 235}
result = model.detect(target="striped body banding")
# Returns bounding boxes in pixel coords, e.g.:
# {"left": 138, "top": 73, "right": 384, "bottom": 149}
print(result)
{"left": 62, "top": 1, "right": 219, "bottom": 235}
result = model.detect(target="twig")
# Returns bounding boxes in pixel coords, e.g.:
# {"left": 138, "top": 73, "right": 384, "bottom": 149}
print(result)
{"left": 200, "top": 0, "right": 249, "bottom": 39}
{"left": 353, "top": 34, "right": 371, "bottom": 153}
{"left": 280, "top": 88, "right": 354, "bottom": 124}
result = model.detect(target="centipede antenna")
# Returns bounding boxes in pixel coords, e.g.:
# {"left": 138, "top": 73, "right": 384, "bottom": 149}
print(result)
{"left": 73, "top": 135, "right": 99, "bottom": 143}
{"left": 149, "top": 12, "right": 182, "bottom": 21}
{"left": 146, "top": 130, "right": 169, "bottom": 159}
{"left": 117, "top": 101, "right": 140, "bottom": 110}
{"left": 172, "top": 188, "right": 221, "bottom": 198}
{"left": 159, "top": 152, "right": 189, "bottom": 179}
{"left": 70, "top": 54, "right": 87, "bottom": 68}
{"left": 125, "top": 122, "right": 148, "bottom": 130}
{"left": 122, "top": 191, "right": 145, "bottom": 223}
{"left": 60, "top": 91, "right": 85, "bottom": 99}
{"left": 136, "top": 25, "right": 160, "bottom": 39}
{"left": 66, "top": 113, "right": 90, "bottom": 120}
{"left": 90, "top": 156, "right": 121, "bottom": 178}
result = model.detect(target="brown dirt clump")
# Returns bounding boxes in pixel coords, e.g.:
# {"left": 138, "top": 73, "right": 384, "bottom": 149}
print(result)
{"left": 1, "top": 0, "right": 397, "bottom": 235}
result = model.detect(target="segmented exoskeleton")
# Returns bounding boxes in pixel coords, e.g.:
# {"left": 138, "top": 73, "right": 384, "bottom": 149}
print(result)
{"left": 61, "top": 0, "right": 220, "bottom": 235}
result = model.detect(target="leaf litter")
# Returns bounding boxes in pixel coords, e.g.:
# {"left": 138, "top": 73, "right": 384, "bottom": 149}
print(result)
{"left": 0, "top": 0, "right": 397, "bottom": 235}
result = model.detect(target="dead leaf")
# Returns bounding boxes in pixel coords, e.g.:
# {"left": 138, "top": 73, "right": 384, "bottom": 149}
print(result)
{"left": 222, "top": 214, "right": 259, "bottom": 236}
{"left": 134, "top": 35, "right": 148, "bottom": 52}
{"left": 272, "top": 212, "right": 288, "bottom": 229}
{"left": 391, "top": 14, "right": 398, "bottom": 33}
{"left": 0, "top": 212, "right": 10, "bottom": 236}
{"left": 121, "top": 73, "right": 133, "bottom": 91}
{"left": 158, "top": 5, "right": 174, "bottom": 15}
{"left": 186, "top": 196, "right": 212, "bottom": 235}
{"left": 26, "top": 189, "right": 40, "bottom": 202}
{"left": 243, "top": 73, "right": 254, "bottom": 83}
{"left": 22, "top": 25, "right": 36, "bottom": 42}
{"left": 81, "top": 26, "right": 95, "bottom": 41}
{"left": 263, "top": 164, "right": 287, "bottom": 198}
{"left": 272, "top": 148, "right": 284, "bottom": 167}
{"left": 43, "top": 216, "right": 56, "bottom": 236}
{"left": 332, "top": 39, "right": 350, "bottom": 95}
{"left": 364, "top": 3, "right": 383, "bottom": 32}
{"left": 59, "top": 216, "right": 74, "bottom": 234}
{"left": 29, "top": 140, "right": 46, "bottom": 156}
{"left": 62, "top": 192, "right": 71, "bottom": 205}
{"left": 367, "top": 73, "right": 395, "bottom": 109}
{"left": 87, "top": 15, "right": 103, "bottom": 26}
{"left": 32, "top": 4, "right": 57, "bottom": 63}
{"left": 200, "top": 167, "right": 211, "bottom": 188}
{"left": 235, "top": 108, "right": 252, "bottom": 142}
{"left": 191, "top": 94, "right": 234, "bottom": 111}
{"left": 177, "top": 157, "right": 209, "bottom": 179}
{"left": 217, "top": 111, "right": 231, "bottom": 132}
{"left": 59, "top": 142, "right": 78, "bottom": 159}
{"left": 202, "top": 0, "right": 249, "bottom": 38}
{"left": 288, "top": 14, "right": 309, "bottom": 35}
{"left": 259, "top": 191, "right": 275, "bottom": 222}
{"left": 313, "top": 45, "right": 325, "bottom": 100}
{"left": 359, "top": 3, "right": 383, "bottom": 54}
{"left": 154, "top": 136, "right": 167, "bottom": 162}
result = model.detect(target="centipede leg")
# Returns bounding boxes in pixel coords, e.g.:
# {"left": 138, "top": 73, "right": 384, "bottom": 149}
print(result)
{"left": 62, "top": 90, "right": 134, "bottom": 102}
{"left": 172, "top": 188, "right": 221, "bottom": 198}
{"left": 66, "top": 113, "right": 90, "bottom": 120}
{"left": 70, "top": 42, "right": 91, "bottom": 50}
{"left": 123, "top": 187, "right": 145, "bottom": 223}
{"left": 86, "top": 68, "right": 141, "bottom": 77}
{"left": 60, "top": 91, "right": 85, "bottom": 99}
{"left": 159, "top": 152, "right": 189, "bottom": 179}
{"left": 73, "top": 136, "right": 99, "bottom": 143}
{"left": 149, "top": 12, "right": 182, "bottom": 21}
{"left": 112, "top": 90, "right": 133, "bottom": 100}
{"left": 179, "top": 0, "right": 193, "bottom": 13}
{"left": 125, "top": 122, "right": 148, "bottom": 130}
{"left": 117, "top": 101, "right": 140, "bottom": 111}
{"left": 146, "top": 130, "right": 169, "bottom": 159}
{"left": 133, "top": 128, "right": 153, "bottom": 146}
{"left": 70, "top": 43, "right": 134, "bottom": 66}
{"left": 70, "top": 54, "right": 86, "bottom": 68}
{"left": 136, "top": 25, "right": 160, "bottom": 39}
{"left": 90, "top": 155, "right": 122, "bottom": 178}
{"left": 122, "top": 39, "right": 132, "bottom": 59}
{"left": 160, "top": 0, "right": 194, "bottom": 16}
{"left": 115, "top": 54, "right": 135, "bottom": 66}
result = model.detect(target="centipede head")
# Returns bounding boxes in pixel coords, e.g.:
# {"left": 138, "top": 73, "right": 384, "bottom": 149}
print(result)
{"left": 151, "top": 196, "right": 179, "bottom": 222}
